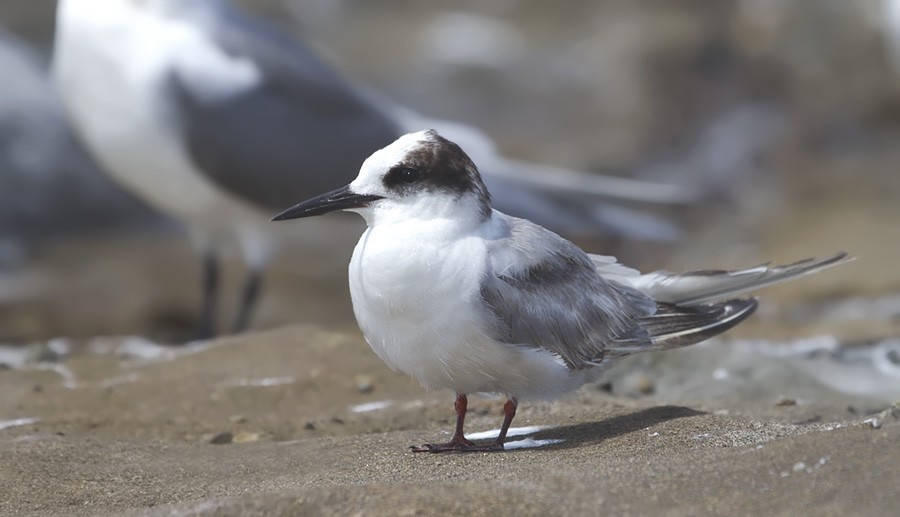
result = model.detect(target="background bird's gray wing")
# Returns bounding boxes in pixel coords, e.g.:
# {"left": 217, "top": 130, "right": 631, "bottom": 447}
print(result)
{"left": 390, "top": 104, "right": 689, "bottom": 239}
{"left": 480, "top": 214, "right": 656, "bottom": 369}
{"left": 167, "top": 4, "right": 401, "bottom": 211}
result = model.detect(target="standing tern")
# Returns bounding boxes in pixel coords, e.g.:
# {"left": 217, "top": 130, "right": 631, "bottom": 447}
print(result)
{"left": 273, "top": 130, "right": 850, "bottom": 452}
{"left": 52, "top": 0, "right": 693, "bottom": 337}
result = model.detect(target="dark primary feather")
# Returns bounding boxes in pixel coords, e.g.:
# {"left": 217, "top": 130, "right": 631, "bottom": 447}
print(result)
{"left": 167, "top": 2, "right": 401, "bottom": 211}
{"left": 612, "top": 298, "right": 758, "bottom": 354}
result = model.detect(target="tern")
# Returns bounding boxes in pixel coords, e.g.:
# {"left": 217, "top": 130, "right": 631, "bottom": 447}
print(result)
{"left": 273, "top": 130, "right": 850, "bottom": 452}
{"left": 52, "top": 0, "right": 693, "bottom": 338}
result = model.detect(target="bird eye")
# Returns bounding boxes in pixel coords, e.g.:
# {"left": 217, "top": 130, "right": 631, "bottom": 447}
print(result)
{"left": 389, "top": 167, "right": 421, "bottom": 184}
{"left": 384, "top": 166, "right": 425, "bottom": 191}
{"left": 398, "top": 167, "right": 420, "bottom": 182}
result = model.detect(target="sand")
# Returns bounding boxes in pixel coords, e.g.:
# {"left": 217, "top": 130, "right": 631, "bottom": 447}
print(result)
{"left": 1, "top": 325, "right": 897, "bottom": 516}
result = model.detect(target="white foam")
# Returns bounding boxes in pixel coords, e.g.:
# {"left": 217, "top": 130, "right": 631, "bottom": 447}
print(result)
{"left": 222, "top": 376, "right": 295, "bottom": 388}
{"left": 350, "top": 400, "right": 394, "bottom": 413}
{"left": 36, "top": 363, "right": 78, "bottom": 389}
{"left": 115, "top": 336, "right": 211, "bottom": 361}
{"left": 0, "top": 417, "right": 39, "bottom": 431}
{"left": 0, "top": 346, "right": 28, "bottom": 369}
{"left": 97, "top": 372, "right": 140, "bottom": 388}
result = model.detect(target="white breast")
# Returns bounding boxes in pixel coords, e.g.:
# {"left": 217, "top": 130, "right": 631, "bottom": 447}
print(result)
{"left": 347, "top": 217, "right": 603, "bottom": 399}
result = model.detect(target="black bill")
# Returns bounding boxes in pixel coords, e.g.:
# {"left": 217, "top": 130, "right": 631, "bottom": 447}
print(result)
{"left": 271, "top": 185, "right": 383, "bottom": 221}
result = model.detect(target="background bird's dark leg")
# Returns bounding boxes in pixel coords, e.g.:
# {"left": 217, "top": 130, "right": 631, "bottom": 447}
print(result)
{"left": 491, "top": 397, "right": 518, "bottom": 448}
{"left": 195, "top": 250, "right": 219, "bottom": 341}
{"left": 232, "top": 268, "right": 263, "bottom": 334}
{"left": 411, "top": 393, "right": 476, "bottom": 452}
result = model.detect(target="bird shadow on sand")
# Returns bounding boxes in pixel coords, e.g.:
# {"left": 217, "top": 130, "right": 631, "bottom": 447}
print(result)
{"left": 509, "top": 405, "right": 705, "bottom": 451}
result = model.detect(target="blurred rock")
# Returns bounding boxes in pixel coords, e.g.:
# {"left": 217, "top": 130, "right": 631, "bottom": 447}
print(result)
{"left": 233, "top": 431, "right": 261, "bottom": 443}
{"left": 614, "top": 371, "right": 656, "bottom": 398}
{"left": 863, "top": 402, "right": 900, "bottom": 429}
{"left": 354, "top": 374, "right": 375, "bottom": 394}
{"left": 208, "top": 431, "right": 233, "bottom": 444}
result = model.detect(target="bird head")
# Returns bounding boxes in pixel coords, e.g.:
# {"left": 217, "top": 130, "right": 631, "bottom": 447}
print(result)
{"left": 272, "top": 130, "right": 492, "bottom": 227}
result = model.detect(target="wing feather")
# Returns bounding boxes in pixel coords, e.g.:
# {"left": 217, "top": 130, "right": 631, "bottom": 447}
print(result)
{"left": 480, "top": 214, "right": 655, "bottom": 369}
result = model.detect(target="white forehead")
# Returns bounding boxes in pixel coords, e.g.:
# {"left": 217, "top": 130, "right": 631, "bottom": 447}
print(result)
{"left": 369, "top": 131, "right": 431, "bottom": 170}
{"left": 354, "top": 130, "right": 432, "bottom": 184}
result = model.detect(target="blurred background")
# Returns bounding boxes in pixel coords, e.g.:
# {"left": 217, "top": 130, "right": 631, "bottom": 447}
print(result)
{"left": 1, "top": 6, "right": 899, "bottom": 509}
{"left": 0, "top": 0, "right": 897, "bottom": 354}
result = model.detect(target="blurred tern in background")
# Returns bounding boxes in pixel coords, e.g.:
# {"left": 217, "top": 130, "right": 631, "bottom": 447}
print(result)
{"left": 273, "top": 130, "right": 851, "bottom": 452}
{"left": 52, "top": 0, "right": 694, "bottom": 337}
{"left": 0, "top": 27, "right": 158, "bottom": 267}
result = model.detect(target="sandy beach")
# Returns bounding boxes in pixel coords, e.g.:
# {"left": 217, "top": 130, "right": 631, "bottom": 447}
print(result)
{"left": 0, "top": 322, "right": 897, "bottom": 516}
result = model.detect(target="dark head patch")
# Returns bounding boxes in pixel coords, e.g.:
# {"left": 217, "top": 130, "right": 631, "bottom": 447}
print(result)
{"left": 382, "top": 130, "right": 492, "bottom": 216}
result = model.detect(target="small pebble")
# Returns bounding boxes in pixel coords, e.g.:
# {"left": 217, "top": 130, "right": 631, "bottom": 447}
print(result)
{"left": 233, "top": 431, "right": 260, "bottom": 443}
{"left": 864, "top": 417, "right": 882, "bottom": 429}
{"left": 776, "top": 397, "right": 797, "bottom": 407}
{"left": 633, "top": 374, "right": 655, "bottom": 395}
{"left": 209, "top": 432, "right": 233, "bottom": 445}
{"left": 354, "top": 375, "right": 375, "bottom": 394}
{"left": 863, "top": 403, "right": 899, "bottom": 430}
{"left": 303, "top": 421, "right": 316, "bottom": 431}
{"left": 615, "top": 372, "right": 655, "bottom": 397}
{"left": 596, "top": 382, "right": 613, "bottom": 393}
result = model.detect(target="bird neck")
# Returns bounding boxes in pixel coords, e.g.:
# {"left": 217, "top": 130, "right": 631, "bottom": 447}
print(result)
{"left": 359, "top": 194, "right": 493, "bottom": 237}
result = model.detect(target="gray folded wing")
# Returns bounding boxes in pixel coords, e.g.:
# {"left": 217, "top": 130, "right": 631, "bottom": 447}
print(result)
{"left": 479, "top": 214, "right": 656, "bottom": 369}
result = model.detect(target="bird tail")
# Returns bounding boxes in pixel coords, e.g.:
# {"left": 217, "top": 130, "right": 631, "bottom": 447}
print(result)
{"left": 621, "top": 253, "right": 852, "bottom": 306}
